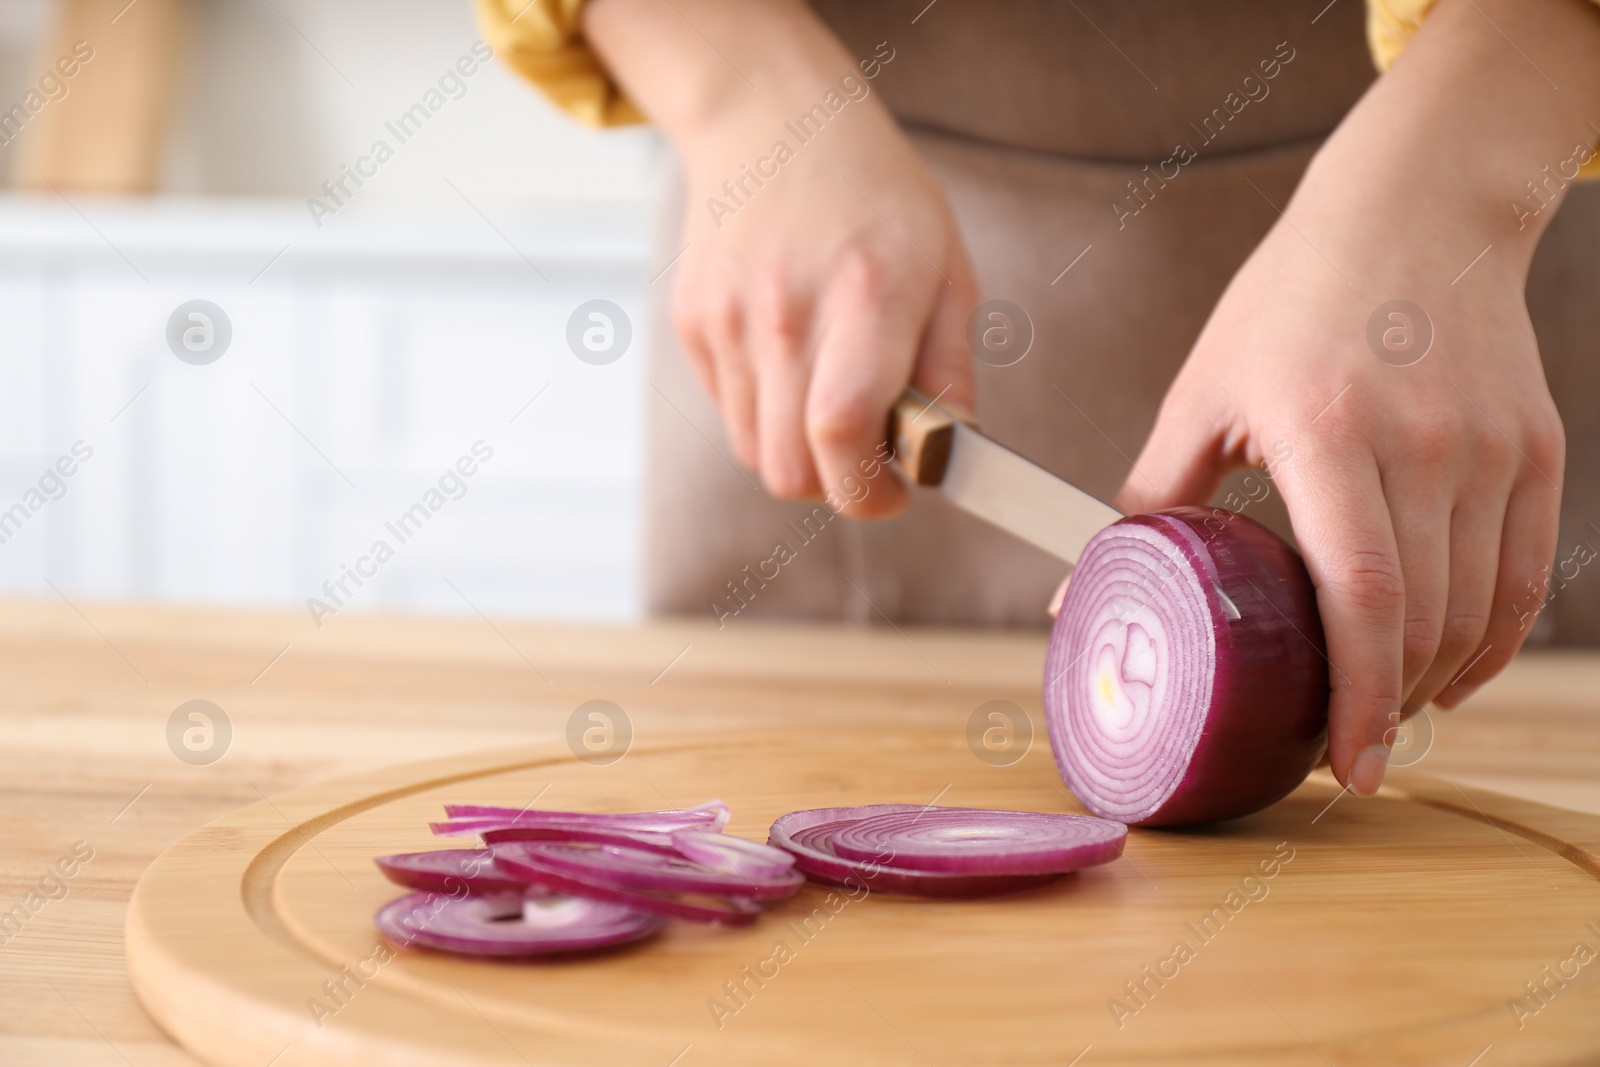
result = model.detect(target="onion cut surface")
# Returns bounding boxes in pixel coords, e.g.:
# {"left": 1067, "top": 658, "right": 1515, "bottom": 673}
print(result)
{"left": 828, "top": 809, "right": 1126, "bottom": 875}
{"left": 1045, "top": 507, "right": 1329, "bottom": 826}
{"left": 490, "top": 838, "right": 804, "bottom": 900}
{"left": 374, "top": 891, "right": 665, "bottom": 956}
{"left": 769, "top": 805, "right": 1119, "bottom": 898}
{"left": 491, "top": 843, "right": 765, "bottom": 926}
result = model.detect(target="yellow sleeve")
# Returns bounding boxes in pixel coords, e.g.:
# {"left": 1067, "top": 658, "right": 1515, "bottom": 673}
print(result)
{"left": 474, "top": 0, "right": 645, "bottom": 127}
{"left": 1367, "top": 0, "right": 1600, "bottom": 177}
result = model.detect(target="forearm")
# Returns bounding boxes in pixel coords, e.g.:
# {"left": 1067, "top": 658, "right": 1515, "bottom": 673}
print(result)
{"left": 582, "top": 0, "right": 874, "bottom": 147}
{"left": 1293, "top": 0, "right": 1600, "bottom": 265}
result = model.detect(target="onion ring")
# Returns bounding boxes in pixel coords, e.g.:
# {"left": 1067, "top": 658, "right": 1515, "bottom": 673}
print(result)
{"left": 374, "top": 891, "right": 665, "bottom": 956}
{"left": 827, "top": 808, "right": 1126, "bottom": 875}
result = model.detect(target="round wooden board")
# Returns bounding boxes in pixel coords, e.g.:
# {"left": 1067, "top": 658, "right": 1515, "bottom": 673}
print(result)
{"left": 127, "top": 726, "right": 1600, "bottom": 1067}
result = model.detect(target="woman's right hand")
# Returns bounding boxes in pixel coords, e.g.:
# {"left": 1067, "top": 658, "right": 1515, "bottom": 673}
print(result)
{"left": 586, "top": 0, "right": 977, "bottom": 517}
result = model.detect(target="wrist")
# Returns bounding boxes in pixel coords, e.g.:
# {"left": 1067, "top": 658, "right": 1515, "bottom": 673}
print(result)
{"left": 1288, "top": 0, "right": 1600, "bottom": 270}
{"left": 584, "top": 0, "right": 878, "bottom": 148}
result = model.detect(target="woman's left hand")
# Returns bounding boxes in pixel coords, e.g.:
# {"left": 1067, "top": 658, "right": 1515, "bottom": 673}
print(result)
{"left": 1084, "top": 0, "right": 1600, "bottom": 797}
{"left": 1112, "top": 192, "right": 1563, "bottom": 798}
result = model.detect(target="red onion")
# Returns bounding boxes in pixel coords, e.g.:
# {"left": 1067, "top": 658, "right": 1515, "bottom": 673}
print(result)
{"left": 827, "top": 809, "right": 1126, "bottom": 875}
{"left": 671, "top": 828, "right": 797, "bottom": 879}
{"left": 433, "top": 800, "right": 730, "bottom": 838}
{"left": 769, "top": 805, "right": 1073, "bottom": 898}
{"left": 1045, "top": 507, "right": 1329, "bottom": 826}
{"left": 479, "top": 825, "right": 797, "bottom": 884}
{"left": 492, "top": 838, "right": 804, "bottom": 900}
{"left": 373, "top": 849, "right": 527, "bottom": 894}
{"left": 375, "top": 890, "right": 665, "bottom": 956}
{"left": 492, "top": 842, "right": 765, "bottom": 926}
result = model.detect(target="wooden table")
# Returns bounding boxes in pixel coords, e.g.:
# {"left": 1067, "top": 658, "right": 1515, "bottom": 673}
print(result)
{"left": 3, "top": 600, "right": 1598, "bottom": 1066}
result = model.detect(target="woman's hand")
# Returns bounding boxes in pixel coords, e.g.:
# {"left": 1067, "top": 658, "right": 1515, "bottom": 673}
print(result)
{"left": 1117, "top": 206, "right": 1563, "bottom": 798}
{"left": 586, "top": 0, "right": 976, "bottom": 515}
{"left": 1110, "top": 0, "right": 1600, "bottom": 796}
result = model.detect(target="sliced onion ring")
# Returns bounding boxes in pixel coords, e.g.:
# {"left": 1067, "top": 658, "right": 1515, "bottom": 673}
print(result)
{"left": 670, "top": 829, "right": 797, "bottom": 879}
{"left": 375, "top": 891, "right": 665, "bottom": 956}
{"left": 827, "top": 809, "right": 1126, "bottom": 875}
{"left": 499, "top": 838, "right": 803, "bottom": 900}
{"left": 479, "top": 825, "right": 794, "bottom": 884}
{"left": 1045, "top": 507, "right": 1329, "bottom": 826}
{"left": 374, "top": 849, "right": 528, "bottom": 894}
{"left": 437, "top": 800, "right": 730, "bottom": 836}
{"left": 769, "top": 806, "right": 1066, "bottom": 899}
{"left": 492, "top": 842, "right": 765, "bottom": 926}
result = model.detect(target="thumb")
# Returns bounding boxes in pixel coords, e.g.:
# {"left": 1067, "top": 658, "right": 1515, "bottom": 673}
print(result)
{"left": 910, "top": 248, "right": 979, "bottom": 420}
{"left": 1113, "top": 386, "right": 1229, "bottom": 515}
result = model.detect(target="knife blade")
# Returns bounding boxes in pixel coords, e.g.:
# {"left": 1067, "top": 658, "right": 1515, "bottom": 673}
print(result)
{"left": 888, "top": 389, "right": 1122, "bottom": 565}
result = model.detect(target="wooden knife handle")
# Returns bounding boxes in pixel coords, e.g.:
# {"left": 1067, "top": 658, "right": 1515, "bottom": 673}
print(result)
{"left": 888, "top": 389, "right": 970, "bottom": 486}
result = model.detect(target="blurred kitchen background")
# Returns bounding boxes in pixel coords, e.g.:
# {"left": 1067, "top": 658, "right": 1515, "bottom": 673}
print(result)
{"left": 0, "top": 0, "right": 669, "bottom": 621}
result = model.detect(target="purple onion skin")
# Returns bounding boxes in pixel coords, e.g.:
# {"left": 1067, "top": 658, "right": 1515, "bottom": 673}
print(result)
{"left": 1045, "top": 507, "right": 1329, "bottom": 827}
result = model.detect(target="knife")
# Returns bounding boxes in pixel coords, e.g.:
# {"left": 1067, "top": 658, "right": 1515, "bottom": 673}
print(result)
{"left": 887, "top": 389, "right": 1122, "bottom": 566}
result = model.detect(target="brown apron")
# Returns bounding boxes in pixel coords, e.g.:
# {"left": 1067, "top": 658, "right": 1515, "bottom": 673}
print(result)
{"left": 642, "top": 0, "right": 1600, "bottom": 647}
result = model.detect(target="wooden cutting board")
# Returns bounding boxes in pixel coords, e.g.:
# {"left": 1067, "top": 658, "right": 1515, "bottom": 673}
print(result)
{"left": 126, "top": 725, "right": 1600, "bottom": 1067}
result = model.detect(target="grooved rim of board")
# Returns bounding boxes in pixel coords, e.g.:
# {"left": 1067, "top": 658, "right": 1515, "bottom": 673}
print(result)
{"left": 126, "top": 728, "right": 1600, "bottom": 1067}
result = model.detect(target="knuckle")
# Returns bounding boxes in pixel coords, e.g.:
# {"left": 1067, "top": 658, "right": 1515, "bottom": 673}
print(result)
{"left": 748, "top": 275, "right": 808, "bottom": 360}
{"left": 835, "top": 245, "right": 896, "bottom": 302}
{"left": 1325, "top": 547, "right": 1406, "bottom": 614}
{"left": 1525, "top": 411, "right": 1566, "bottom": 472}
{"left": 1406, "top": 412, "right": 1462, "bottom": 465}
{"left": 1438, "top": 605, "right": 1491, "bottom": 653}
{"left": 1401, "top": 613, "right": 1443, "bottom": 663}
{"left": 806, "top": 395, "right": 876, "bottom": 451}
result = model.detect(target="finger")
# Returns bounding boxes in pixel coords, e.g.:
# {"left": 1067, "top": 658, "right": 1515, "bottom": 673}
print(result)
{"left": 1112, "top": 378, "right": 1228, "bottom": 515}
{"left": 805, "top": 251, "right": 933, "bottom": 518}
{"left": 908, "top": 250, "right": 977, "bottom": 420}
{"left": 1402, "top": 493, "right": 1507, "bottom": 714}
{"left": 1380, "top": 469, "right": 1452, "bottom": 712}
{"left": 1278, "top": 442, "right": 1404, "bottom": 797}
{"left": 1047, "top": 574, "right": 1070, "bottom": 618}
{"left": 670, "top": 280, "right": 719, "bottom": 403}
{"left": 1435, "top": 470, "right": 1563, "bottom": 707}
{"left": 704, "top": 294, "right": 757, "bottom": 469}
{"left": 749, "top": 276, "right": 822, "bottom": 499}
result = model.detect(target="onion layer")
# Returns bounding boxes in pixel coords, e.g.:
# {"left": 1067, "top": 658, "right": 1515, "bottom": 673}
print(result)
{"left": 375, "top": 890, "right": 665, "bottom": 956}
{"left": 828, "top": 809, "right": 1126, "bottom": 875}
{"left": 1044, "top": 507, "right": 1329, "bottom": 826}
{"left": 769, "top": 806, "right": 1073, "bottom": 898}
{"left": 433, "top": 800, "right": 730, "bottom": 838}
{"left": 492, "top": 838, "right": 804, "bottom": 900}
{"left": 492, "top": 842, "right": 765, "bottom": 926}
{"left": 374, "top": 849, "right": 528, "bottom": 895}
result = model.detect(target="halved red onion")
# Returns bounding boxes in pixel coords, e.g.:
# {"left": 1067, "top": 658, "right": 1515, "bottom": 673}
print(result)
{"left": 1045, "top": 507, "right": 1329, "bottom": 826}
{"left": 492, "top": 842, "right": 765, "bottom": 926}
{"left": 374, "top": 849, "right": 528, "bottom": 894}
{"left": 496, "top": 838, "right": 803, "bottom": 900}
{"left": 375, "top": 890, "right": 665, "bottom": 956}
{"left": 433, "top": 800, "right": 730, "bottom": 838}
{"left": 769, "top": 806, "right": 1066, "bottom": 898}
{"left": 828, "top": 809, "right": 1126, "bottom": 875}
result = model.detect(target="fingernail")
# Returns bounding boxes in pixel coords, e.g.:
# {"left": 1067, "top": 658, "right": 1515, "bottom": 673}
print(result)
{"left": 1047, "top": 575, "right": 1071, "bottom": 619}
{"left": 1349, "top": 744, "right": 1391, "bottom": 798}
